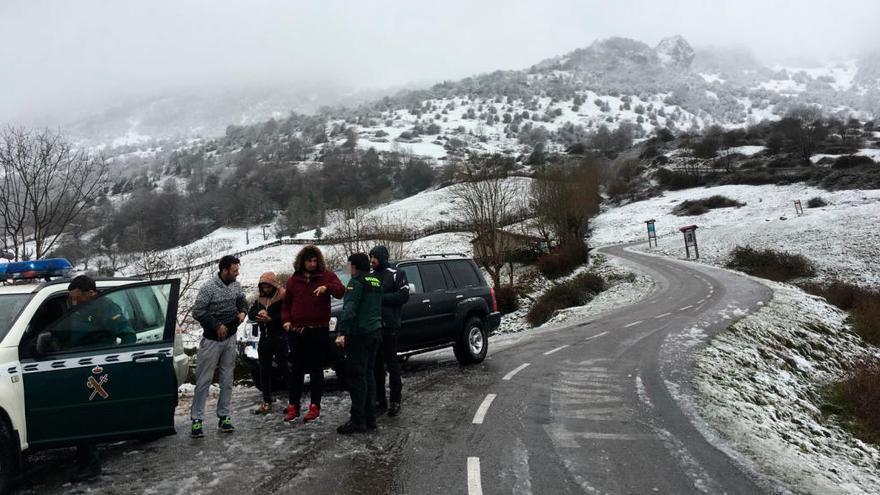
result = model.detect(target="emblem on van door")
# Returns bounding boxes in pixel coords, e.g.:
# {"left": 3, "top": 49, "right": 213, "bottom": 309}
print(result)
{"left": 87, "top": 373, "right": 109, "bottom": 401}
{"left": 91, "top": 366, "right": 103, "bottom": 375}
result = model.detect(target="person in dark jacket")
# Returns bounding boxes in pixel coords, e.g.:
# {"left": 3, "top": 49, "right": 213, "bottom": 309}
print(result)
{"left": 369, "top": 245, "right": 409, "bottom": 417}
{"left": 335, "top": 253, "right": 383, "bottom": 434}
{"left": 281, "top": 245, "right": 345, "bottom": 423}
{"left": 190, "top": 255, "right": 248, "bottom": 438}
{"left": 248, "top": 272, "right": 291, "bottom": 414}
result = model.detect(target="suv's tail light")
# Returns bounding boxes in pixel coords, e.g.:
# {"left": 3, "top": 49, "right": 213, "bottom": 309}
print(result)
{"left": 490, "top": 287, "right": 498, "bottom": 313}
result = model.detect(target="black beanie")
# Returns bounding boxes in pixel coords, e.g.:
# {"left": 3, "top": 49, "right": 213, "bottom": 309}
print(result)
{"left": 348, "top": 253, "right": 371, "bottom": 272}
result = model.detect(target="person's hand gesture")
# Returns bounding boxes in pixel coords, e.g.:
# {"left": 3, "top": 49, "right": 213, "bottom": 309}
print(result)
{"left": 217, "top": 324, "right": 228, "bottom": 340}
{"left": 313, "top": 285, "right": 327, "bottom": 296}
{"left": 335, "top": 335, "right": 345, "bottom": 348}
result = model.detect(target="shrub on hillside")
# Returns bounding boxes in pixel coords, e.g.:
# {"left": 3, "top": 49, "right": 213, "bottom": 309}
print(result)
{"left": 672, "top": 195, "right": 744, "bottom": 216}
{"left": 656, "top": 169, "right": 707, "bottom": 190}
{"left": 525, "top": 272, "right": 607, "bottom": 327}
{"left": 494, "top": 286, "right": 520, "bottom": 315}
{"left": 833, "top": 155, "right": 875, "bottom": 169}
{"left": 802, "top": 281, "right": 880, "bottom": 347}
{"left": 806, "top": 196, "right": 828, "bottom": 208}
{"left": 829, "top": 358, "right": 880, "bottom": 444}
{"left": 725, "top": 246, "right": 816, "bottom": 282}
{"left": 537, "top": 244, "right": 589, "bottom": 280}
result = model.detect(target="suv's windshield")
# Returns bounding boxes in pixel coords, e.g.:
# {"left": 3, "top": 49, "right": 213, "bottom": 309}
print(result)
{"left": 0, "top": 294, "right": 32, "bottom": 342}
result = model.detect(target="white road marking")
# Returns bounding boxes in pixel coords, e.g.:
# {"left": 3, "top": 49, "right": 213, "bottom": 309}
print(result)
{"left": 654, "top": 312, "right": 672, "bottom": 319}
{"left": 544, "top": 345, "right": 569, "bottom": 356}
{"left": 679, "top": 305, "right": 693, "bottom": 310}
{"left": 623, "top": 321, "right": 643, "bottom": 328}
{"left": 467, "top": 457, "right": 483, "bottom": 495}
{"left": 584, "top": 330, "right": 609, "bottom": 341}
{"left": 503, "top": 363, "right": 530, "bottom": 381}
{"left": 472, "top": 394, "right": 497, "bottom": 424}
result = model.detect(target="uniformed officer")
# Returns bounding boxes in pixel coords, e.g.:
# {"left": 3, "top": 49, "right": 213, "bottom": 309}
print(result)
{"left": 335, "top": 253, "right": 383, "bottom": 434}
{"left": 66, "top": 275, "right": 135, "bottom": 349}
{"left": 63, "top": 275, "right": 135, "bottom": 482}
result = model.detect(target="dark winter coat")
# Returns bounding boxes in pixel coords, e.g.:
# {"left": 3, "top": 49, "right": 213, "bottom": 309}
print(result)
{"left": 248, "top": 272, "right": 286, "bottom": 337}
{"left": 369, "top": 245, "right": 409, "bottom": 331}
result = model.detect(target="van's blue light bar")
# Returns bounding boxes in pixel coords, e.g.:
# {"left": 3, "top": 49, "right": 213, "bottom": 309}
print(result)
{"left": 0, "top": 258, "right": 73, "bottom": 280}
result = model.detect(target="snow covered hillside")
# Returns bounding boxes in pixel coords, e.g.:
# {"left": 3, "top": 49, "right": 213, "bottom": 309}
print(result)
{"left": 591, "top": 184, "right": 880, "bottom": 286}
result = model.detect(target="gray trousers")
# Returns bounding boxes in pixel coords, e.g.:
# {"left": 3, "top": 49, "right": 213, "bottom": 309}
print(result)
{"left": 190, "top": 336, "right": 237, "bottom": 421}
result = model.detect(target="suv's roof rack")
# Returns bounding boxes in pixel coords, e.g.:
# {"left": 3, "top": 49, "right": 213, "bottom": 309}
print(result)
{"left": 418, "top": 253, "right": 467, "bottom": 259}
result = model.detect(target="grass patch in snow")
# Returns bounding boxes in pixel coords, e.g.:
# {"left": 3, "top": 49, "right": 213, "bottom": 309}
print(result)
{"left": 807, "top": 196, "right": 828, "bottom": 208}
{"left": 672, "top": 195, "right": 745, "bottom": 216}
{"left": 725, "top": 245, "right": 816, "bottom": 282}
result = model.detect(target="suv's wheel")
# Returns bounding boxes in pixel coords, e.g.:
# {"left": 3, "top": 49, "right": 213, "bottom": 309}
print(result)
{"left": 454, "top": 317, "right": 488, "bottom": 365}
{"left": 0, "top": 419, "right": 18, "bottom": 494}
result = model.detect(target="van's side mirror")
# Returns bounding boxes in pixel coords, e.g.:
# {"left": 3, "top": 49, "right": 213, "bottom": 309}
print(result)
{"left": 35, "top": 331, "right": 59, "bottom": 355}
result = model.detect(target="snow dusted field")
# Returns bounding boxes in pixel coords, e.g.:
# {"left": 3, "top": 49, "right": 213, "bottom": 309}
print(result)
{"left": 591, "top": 184, "right": 880, "bottom": 286}
{"left": 693, "top": 279, "right": 880, "bottom": 494}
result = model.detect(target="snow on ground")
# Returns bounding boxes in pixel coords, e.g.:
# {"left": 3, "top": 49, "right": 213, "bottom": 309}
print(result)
{"left": 693, "top": 280, "right": 880, "bottom": 495}
{"left": 591, "top": 184, "right": 880, "bottom": 286}
{"left": 728, "top": 145, "right": 765, "bottom": 156}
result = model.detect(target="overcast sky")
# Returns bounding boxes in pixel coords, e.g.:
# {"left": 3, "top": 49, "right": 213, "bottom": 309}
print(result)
{"left": 2, "top": 0, "right": 879, "bottom": 124}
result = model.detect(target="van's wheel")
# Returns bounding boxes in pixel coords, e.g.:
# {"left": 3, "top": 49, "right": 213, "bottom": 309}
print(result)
{"left": 0, "top": 419, "right": 19, "bottom": 494}
{"left": 454, "top": 317, "right": 488, "bottom": 365}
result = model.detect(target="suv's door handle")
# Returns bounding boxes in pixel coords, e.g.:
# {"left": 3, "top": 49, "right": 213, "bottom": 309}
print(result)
{"left": 456, "top": 295, "right": 464, "bottom": 299}
{"left": 133, "top": 355, "right": 161, "bottom": 364}
{"left": 421, "top": 299, "right": 430, "bottom": 304}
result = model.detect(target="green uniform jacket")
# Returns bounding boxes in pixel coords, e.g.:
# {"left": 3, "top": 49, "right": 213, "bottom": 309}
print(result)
{"left": 339, "top": 273, "right": 383, "bottom": 337}
{"left": 67, "top": 297, "right": 136, "bottom": 348}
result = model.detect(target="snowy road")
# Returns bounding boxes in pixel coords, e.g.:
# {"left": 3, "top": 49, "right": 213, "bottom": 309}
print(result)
{"left": 19, "top": 245, "right": 775, "bottom": 494}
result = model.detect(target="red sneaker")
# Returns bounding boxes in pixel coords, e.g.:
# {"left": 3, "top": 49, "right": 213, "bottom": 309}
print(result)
{"left": 283, "top": 404, "right": 300, "bottom": 422}
{"left": 303, "top": 403, "right": 321, "bottom": 422}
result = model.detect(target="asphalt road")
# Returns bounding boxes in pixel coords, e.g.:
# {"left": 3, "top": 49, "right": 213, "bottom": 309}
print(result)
{"left": 19, "top": 245, "right": 775, "bottom": 495}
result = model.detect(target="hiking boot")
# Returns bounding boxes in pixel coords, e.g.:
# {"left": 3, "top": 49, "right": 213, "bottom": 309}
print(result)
{"left": 366, "top": 417, "right": 378, "bottom": 430}
{"left": 253, "top": 402, "right": 272, "bottom": 415}
{"left": 303, "top": 403, "right": 321, "bottom": 422}
{"left": 283, "top": 404, "right": 300, "bottom": 422}
{"left": 218, "top": 416, "right": 235, "bottom": 433}
{"left": 388, "top": 402, "right": 401, "bottom": 417}
{"left": 336, "top": 420, "right": 367, "bottom": 435}
{"left": 190, "top": 419, "right": 205, "bottom": 438}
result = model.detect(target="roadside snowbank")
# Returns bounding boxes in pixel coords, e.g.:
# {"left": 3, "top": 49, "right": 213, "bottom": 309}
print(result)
{"left": 693, "top": 281, "right": 880, "bottom": 495}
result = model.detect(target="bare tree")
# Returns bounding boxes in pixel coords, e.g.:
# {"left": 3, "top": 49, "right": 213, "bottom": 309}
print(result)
{"left": 530, "top": 158, "right": 600, "bottom": 248}
{"left": 452, "top": 165, "right": 518, "bottom": 288}
{"left": 0, "top": 127, "right": 108, "bottom": 260}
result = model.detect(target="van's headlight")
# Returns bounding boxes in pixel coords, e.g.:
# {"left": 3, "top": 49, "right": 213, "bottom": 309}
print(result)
{"left": 329, "top": 317, "right": 338, "bottom": 332}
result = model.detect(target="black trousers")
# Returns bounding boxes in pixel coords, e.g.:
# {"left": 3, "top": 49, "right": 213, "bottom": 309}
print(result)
{"left": 289, "top": 326, "right": 329, "bottom": 407}
{"left": 374, "top": 329, "right": 402, "bottom": 405}
{"left": 345, "top": 333, "right": 379, "bottom": 425}
{"left": 258, "top": 332, "right": 292, "bottom": 403}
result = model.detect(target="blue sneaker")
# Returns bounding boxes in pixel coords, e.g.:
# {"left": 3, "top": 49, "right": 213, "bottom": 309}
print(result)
{"left": 190, "top": 419, "right": 204, "bottom": 438}
{"left": 218, "top": 416, "right": 235, "bottom": 433}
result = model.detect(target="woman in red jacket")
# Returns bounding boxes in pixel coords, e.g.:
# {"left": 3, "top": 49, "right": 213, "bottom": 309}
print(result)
{"left": 281, "top": 245, "right": 345, "bottom": 423}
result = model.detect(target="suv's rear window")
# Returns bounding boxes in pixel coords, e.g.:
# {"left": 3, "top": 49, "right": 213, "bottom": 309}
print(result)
{"left": 0, "top": 294, "right": 32, "bottom": 342}
{"left": 447, "top": 260, "right": 482, "bottom": 288}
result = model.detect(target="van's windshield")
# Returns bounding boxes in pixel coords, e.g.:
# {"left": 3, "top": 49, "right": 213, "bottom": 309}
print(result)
{"left": 0, "top": 294, "right": 32, "bottom": 342}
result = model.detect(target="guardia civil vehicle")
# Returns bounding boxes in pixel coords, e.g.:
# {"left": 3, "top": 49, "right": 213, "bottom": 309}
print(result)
{"left": 0, "top": 258, "right": 188, "bottom": 489}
